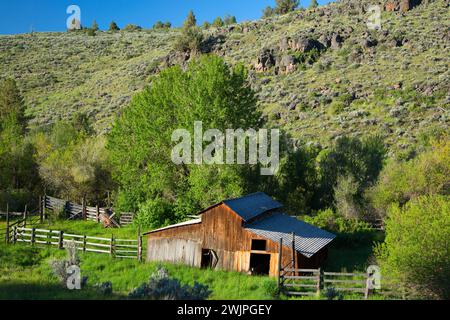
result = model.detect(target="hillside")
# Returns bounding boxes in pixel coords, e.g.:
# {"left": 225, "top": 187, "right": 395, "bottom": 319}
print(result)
{"left": 0, "top": 0, "right": 448, "bottom": 154}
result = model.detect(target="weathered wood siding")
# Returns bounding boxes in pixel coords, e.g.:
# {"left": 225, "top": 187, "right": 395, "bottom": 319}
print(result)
{"left": 147, "top": 237, "right": 202, "bottom": 267}
{"left": 146, "top": 203, "right": 326, "bottom": 276}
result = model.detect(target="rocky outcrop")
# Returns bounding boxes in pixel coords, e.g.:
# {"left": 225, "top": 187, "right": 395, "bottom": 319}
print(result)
{"left": 384, "top": 0, "right": 423, "bottom": 12}
{"left": 277, "top": 55, "right": 296, "bottom": 74}
{"left": 280, "top": 36, "right": 324, "bottom": 53}
{"left": 254, "top": 48, "right": 276, "bottom": 72}
{"left": 331, "top": 33, "right": 344, "bottom": 50}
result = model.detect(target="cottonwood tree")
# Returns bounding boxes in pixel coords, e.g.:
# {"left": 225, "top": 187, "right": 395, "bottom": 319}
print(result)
{"left": 107, "top": 55, "right": 261, "bottom": 225}
{"left": 0, "top": 79, "right": 39, "bottom": 209}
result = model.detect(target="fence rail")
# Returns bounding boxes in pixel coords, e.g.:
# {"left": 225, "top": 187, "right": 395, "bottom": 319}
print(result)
{"left": 12, "top": 226, "right": 142, "bottom": 261}
{"left": 279, "top": 266, "right": 372, "bottom": 298}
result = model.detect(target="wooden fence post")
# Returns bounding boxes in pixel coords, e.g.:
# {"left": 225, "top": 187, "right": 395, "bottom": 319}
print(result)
{"left": 96, "top": 205, "right": 100, "bottom": 223}
{"left": 316, "top": 268, "right": 322, "bottom": 296}
{"left": 39, "top": 196, "right": 43, "bottom": 223}
{"left": 83, "top": 235, "right": 87, "bottom": 252}
{"left": 58, "top": 231, "right": 64, "bottom": 249}
{"left": 82, "top": 197, "right": 87, "bottom": 221}
{"left": 31, "top": 228, "right": 36, "bottom": 246}
{"left": 137, "top": 226, "right": 142, "bottom": 262}
{"left": 110, "top": 234, "right": 115, "bottom": 257}
{"left": 364, "top": 272, "right": 371, "bottom": 300}
{"left": 43, "top": 195, "right": 47, "bottom": 221}
{"left": 23, "top": 205, "right": 28, "bottom": 228}
{"left": 291, "top": 232, "right": 296, "bottom": 276}
{"left": 47, "top": 230, "right": 51, "bottom": 246}
{"left": 5, "top": 204, "right": 10, "bottom": 244}
{"left": 277, "top": 237, "right": 283, "bottom": 290}
{"left": 13, "top": 226, "right": 17, "bottom": 244}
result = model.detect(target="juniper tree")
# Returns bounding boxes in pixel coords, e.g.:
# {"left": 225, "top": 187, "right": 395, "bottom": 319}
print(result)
{"left": 212, "top": 17, "right": 224, "bottom": 28}
{"left": 109, "top": 21, "right": 120, "bottom": 31}
{"left": 275, "top": 0, "right": 300, "bottom": 14}
{"left": 309, "top": 0, "right": 319, "bottom": 9}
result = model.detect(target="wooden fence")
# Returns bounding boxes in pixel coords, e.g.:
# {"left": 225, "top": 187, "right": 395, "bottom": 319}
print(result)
{"left": 119, "top": 213, "right": 135, "bottom": 226}
{"left": 43, "top": 195, "right": 121, "bottom": 228}
{"left": 11, "top": 226, "right": 143, "bottom": 261}
{"left": 278, "top": 267, "right": 372, "bottom": 299}
{"left": 1, "top": 204, "right": 42, "bottom": 244}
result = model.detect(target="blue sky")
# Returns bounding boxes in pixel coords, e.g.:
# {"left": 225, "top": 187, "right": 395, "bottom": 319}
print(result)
{"left": 0, "top": 0, "right": 334, "bottom": 35}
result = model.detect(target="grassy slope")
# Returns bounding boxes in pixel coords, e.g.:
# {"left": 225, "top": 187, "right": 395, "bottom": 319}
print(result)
{"left": 0, "top": 0, "right": 447, "bottom": 151}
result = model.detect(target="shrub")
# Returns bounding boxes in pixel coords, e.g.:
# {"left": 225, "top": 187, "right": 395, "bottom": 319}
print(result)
{"left": 135, "top": 197, "right": 175, "bottom": 229}
{"left": 123, "top": 24, "right": 142, "bottom": 32}
{"left": 109, "top": 21, "right": 120, "bottom": 32}
{"left": 322, "top": 287, "right": 343, "bottom": 300}
{"left": 212, "top": 17, "right": 224, "bottom": 28}
{"left": 303, "top": 209, "right": 373, "bottom": 246}
{"left": 128, "top": 266, "right": 211, "bottom": 300}
{"left": 375, "top": 195, "right": 450, "bottom": 299}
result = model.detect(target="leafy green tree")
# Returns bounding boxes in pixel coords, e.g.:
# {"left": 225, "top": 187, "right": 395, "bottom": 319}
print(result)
{"left": 34, "top": 117, "right": 112, "bottom": 203}
{"left": 309, "top": 0, "right": 319, "bottom": 9}
{"left": 0, "top": 79, "right": 39, "bottom": 209}
{"left": 369, "top": 137, "right": 450, "bottom": 216}
{"left": 109, "top": 21, "right": 120, "bottom": 31}
{"left": 316, "top": 136, "right": 386, "bottom": 211}
{"left": 212, "top": 17, "right": 224, "bottom": 28}
{"left": 375, "top": 195, "right": 450, "bottom": 299}
{"left": 164, "top": 22, "right": 172, "bottom": 29}
{"left": 107, "top": 55, "right": 260, "bottom": 226}
{"left": 0, "top": 79, "right": 26, "bottom": 132}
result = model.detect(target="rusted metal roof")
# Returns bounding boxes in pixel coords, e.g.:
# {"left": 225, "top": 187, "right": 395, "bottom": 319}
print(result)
{"left": 245, "top": 213, "right": 336, "bottom": 258}
{"left": 223, "top": 192, "right": 283, "bottom": 222}
{"left": 143, "top": 218, "right": 202, "bottom": 235}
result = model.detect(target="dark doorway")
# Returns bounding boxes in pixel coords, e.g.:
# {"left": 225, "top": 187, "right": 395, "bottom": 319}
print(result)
{"left": 201, "top": 249, "right": 212, "bottom": 268}
{"left": 249, "top": 253, "right": 271, "bottom": 275}
{"left": 201, "top": 249, "right": 218, "bottom": 269}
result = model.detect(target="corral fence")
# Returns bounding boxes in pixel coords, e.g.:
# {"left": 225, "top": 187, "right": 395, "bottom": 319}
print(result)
{"left": 278, "top": 267, "right": 372, "bottom": 298}
{"left": 120, "top": 213, "right": 135, "bottom": 226}
{"left": 10, "top": 226, "right": 143, "bottom": 261}
{"left": 43, "top": 195, "right": 134, "bottom": 227}
{"left": 1, "top": 204, "right": 41, "bottom": 244}
{"left": 276, "top": 236, "right": 378, "bottom": 299}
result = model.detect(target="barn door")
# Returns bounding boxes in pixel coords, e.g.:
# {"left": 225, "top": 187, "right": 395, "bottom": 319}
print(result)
{"left": 201, "top": 249, "right": 218, "bottom": 269}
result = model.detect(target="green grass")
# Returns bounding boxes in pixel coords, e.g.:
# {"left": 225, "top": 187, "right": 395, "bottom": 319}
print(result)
{"left": 0, "top": 239, "right": 277, "bottom": 300}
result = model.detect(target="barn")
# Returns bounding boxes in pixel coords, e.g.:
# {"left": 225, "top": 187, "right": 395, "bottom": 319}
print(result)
{"left": 143, "top": 192, "right": 336, "bottom": 277}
